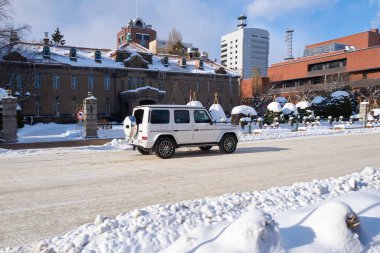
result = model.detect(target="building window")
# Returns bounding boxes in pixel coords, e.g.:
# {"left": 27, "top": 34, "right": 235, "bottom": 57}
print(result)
{"left": 159, "top": 81, "right": 164, "bottom": 91}
{"left": 53, "top": 75, "right": 60, "bottom": 90}
{"left": 104, "top": 74, "right": 110, "bottom": 91}
{"left": 207, "top": 81, "right": 210, "bottom": 93}
{"left": 88, "top": 74, "right": 94, "bottom": 90}
{"left": 54, "top": 97, "right": 61, "bottom": 116}
{"left": 183, "top": 82, "right": 189, "bottom": 95}
{"left": 69, "top": 48, "right": 77, "bottom": 59}
{"left": 105, "top": 98, "right": 111, "bottom": 116}
{"left": 35, "top": 97, "right": 41, "bottom": 116}
{"left": 171, "top": 81, "right": 177, "bottom": 92}
{"left": 72, "top": 97, "right": 77, "bottom": 114}
{"left": 71, "top": 75, "right": 77, "bottom": 90}
{"left": 34, "top": 73, "right": 42, "bottom": 89}
{"left": 128, "top": 76, "right": 144, "bottom": 89}
{"left": 16, "top": 73, "right": 22, "bottom": 89}
{"left": 195, "top": 82, "right": 199, "bottom": 93}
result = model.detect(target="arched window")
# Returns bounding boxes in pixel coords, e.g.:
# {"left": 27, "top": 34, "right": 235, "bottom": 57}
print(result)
{"left": 162, "top": 56, "right": 169, "bottom": 67}
{"left": 43, "top": 46, "right": 50, "bottom": 58}
{"left": 198, "top": 59, "right": 204, "bottom": 70}
{"left": 69, "top": 48, "right": 77, "bottom": 60}
{"left": 95, "top": 50, "right": 101, "bottom": 62}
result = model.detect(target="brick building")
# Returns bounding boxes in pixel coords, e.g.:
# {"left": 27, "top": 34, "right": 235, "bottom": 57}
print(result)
{"left": 266, "top": 29, "right": 380, "bottom": 98}
{"left": 0, "top": 37, "right": 239, "bottom": 123}
{"left": 116, "top": 18, "right": 157, "bottom": 48}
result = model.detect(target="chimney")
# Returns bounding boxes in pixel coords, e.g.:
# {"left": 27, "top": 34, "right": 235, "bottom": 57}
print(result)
{"left": 43, "top": 32, "right": 49, "bottom": 46}
{"left": 10, "top": 31, "right": 19, "bottom": 43}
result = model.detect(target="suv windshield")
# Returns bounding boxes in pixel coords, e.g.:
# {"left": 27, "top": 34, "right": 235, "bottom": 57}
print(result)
{"left": 133, "top": 109, "right": 144, "bottom": 124}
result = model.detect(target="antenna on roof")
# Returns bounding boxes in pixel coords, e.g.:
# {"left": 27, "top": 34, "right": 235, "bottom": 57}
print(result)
{"left": 135, "top": 0, "right": 138, "bottom": 18}
{"left": 237, "top": 14, "right": 247, "bottom": 29}
{"left": 284, "top": 28, "right": 294, "bottom": 60}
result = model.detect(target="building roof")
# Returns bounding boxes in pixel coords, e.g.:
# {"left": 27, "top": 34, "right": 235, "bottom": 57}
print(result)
{"left": 0, "top": 41, "right": 239, "bottom": 76}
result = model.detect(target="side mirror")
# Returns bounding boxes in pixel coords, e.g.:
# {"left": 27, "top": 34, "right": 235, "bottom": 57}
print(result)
{"left": 210, "top": 120, "right": 215, "bottom": 125}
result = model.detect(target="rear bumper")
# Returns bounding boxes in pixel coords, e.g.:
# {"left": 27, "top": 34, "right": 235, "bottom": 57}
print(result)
{"left": 129, "top": 138, "right": 154, "bottom": 149}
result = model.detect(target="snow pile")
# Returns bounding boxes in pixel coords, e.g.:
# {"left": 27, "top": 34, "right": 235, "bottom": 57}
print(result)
{"left": 187, "top": 100, "right": 203, "bottom": 107}
{"left": 371, "top": 108, "right": 380, "bottom": 116}
{"left": 267, "top": 102, "right": 282, "bottom": 112}
{"left": 296, "top": 100, "right": 310, "bottom": 110}
{"left": 164, "top": 210, "right": 283, "bottom": 253}
{"left": 331, "top": 90, "right": 349, "bottom": 98}
{"left": 231, "top": 105, "right": 257, "bottom": 116}
{"left": 282, "top": 103, "right": 298, "bottom": 116}
{"left": 209, "top": 104, "right": 226, "bottom": 122}
{"left": 18, "top": 168, "right": 380, "bottom": 253}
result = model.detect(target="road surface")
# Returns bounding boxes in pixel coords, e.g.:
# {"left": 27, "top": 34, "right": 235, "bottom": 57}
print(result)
{"left": 1, "top": 133, "right": 380, "bottom": 248}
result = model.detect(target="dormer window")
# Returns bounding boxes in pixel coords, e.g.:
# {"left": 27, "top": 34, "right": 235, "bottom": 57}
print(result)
{"left": 162, "top": 56, "right": 169, "bottom": 67}
{"left": 69, "top": 48, "right": 77, "bottom": 61}
{"left": 95, "top": 50, "right": 101, "bottom": 63}
{"left": 198, "top": 59, "right": 204, "bottom": 70}
{"left": 43, "top": 46, "right": 50, "bottom": 58}
{"left": 180, "top": 58, "right": 186, "bottom": 68}
{"left": 116, "top": 52, "right": 123, "bottom": 62}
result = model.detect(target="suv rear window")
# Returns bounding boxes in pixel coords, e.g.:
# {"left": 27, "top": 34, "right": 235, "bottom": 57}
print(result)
{"left": 133, "top": 109, "right": 144, "bottom": 124}
{"left": 150, "top": 110, "right": 170, "bottom": 124}
{"left": 174, "top": 110, "right": 190, "bottom": 124}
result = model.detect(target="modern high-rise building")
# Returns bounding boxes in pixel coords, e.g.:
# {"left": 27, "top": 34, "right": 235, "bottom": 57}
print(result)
{"left": 220, "top": 15, "right": 269, "bottom": 78}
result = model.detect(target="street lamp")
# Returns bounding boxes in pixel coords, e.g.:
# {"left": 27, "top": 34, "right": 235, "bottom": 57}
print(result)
{"left": 14, "top": 89, "right": 31, "bottom": 117}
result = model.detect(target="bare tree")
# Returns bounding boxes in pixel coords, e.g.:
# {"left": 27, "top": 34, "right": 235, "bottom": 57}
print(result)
{"left": 296, "top": 86, "right": 317, "bottom": 101}
{"left": 0, "top": 0, "right": 30, "bottom": 47}
{"left": 167, "top": 27, "right": 186, "bottom": 56}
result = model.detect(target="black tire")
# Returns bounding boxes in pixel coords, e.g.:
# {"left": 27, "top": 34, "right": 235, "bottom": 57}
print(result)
{"left": 155, "top": 137, "right": 176, "bottom": 159}
{"left": 137, "top": 147, "right": 151, "bottom": 155}
{"left": 199, "top": 146, "right": 212, "bottom": 151}
{"left": 219, "top": 134, "right": 237, "bottom": 154}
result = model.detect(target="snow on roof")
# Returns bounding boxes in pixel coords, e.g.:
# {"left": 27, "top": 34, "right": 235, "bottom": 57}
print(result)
{"left": 187, "top": 100, "right": 203, "bottom": 107}
{"left": 231, "top": 105, "right": 257, "bottom": 116}
{"left": 267, "top": 102, "right": 282, "bottom": 112}
{"left": 282, "top": 102, "right": 298, "bottom": 115}
{"left": 331, "top": 90, "right": 349, "bottom": 98}
{"left": 120, "top": 86, "right": 166, "bottom": 95}
{"left": 1, "top": 42, "right": 238, "bottom": 76}
{"left": 311, "top": 96, "right": 326, "bottom": 105}
{"left": 209, "top": 104, "right": 226, "bottom": 121}
{"left": 296, "top": 100, "right": 310, "bottom": 109}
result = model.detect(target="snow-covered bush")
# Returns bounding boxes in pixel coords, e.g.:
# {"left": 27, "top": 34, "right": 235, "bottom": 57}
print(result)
{"left": 187, "top": 100, "right": 203, "bottom": 107}
{"left": 311, "top": 96, "right": 327, "bottom": 117}
{"left": 325, "top": 91, "right": 352, "bottom": 118}
{"left": 275, "top": 96, "right": 287, "bottom": 107}
{"left": 296, "top": 100, "right": 313, "bottom": 119}
{"left": 209, "top": 104, "right": 226, "bottom": 122}
{"left": 264, "top": 101, "right": 282, "bottom": 124}
{"left": 282, "top": 102, "right": 298, "bottom": 120}
{"left": 231, "top": 105, "right": 257, "bottom": 125}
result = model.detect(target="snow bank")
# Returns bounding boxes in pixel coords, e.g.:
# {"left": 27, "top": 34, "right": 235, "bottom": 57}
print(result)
{"left": 331, "top": 90, "right": 349, "bottom": 98}
{"left": 231, "top": 105, "right": 257, "bottom": 116}
{"left": 311, "top": 96, "right": 326, "bottom": 105}
{"left": 209, "top": 104, "right": 226, "bottom": 122}
{"left": 267, "top": 102, "right": 282, "bottom": 112}
{"left": 296, "top": 100, "right": 310, "bottom": 109}
{"left": 17, "top": 168, "right": 380, "bottom": 253}
{"left": 371, "top": 108, "right": 380, "bottom": 116}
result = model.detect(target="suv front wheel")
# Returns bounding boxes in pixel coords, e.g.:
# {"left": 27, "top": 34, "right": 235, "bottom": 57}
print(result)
{"left": 219, "top": 134, "right": 237, "bottom": 154}
{"left": 155, "top": 137, "right": 176, "bottom": 159}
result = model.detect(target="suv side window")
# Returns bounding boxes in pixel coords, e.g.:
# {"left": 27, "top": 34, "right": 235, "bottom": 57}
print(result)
{"left": 150, "top": 109, "right": 170, "bottom": 124}
{"left": 194, "top": 110, "right": 212, "bottom": 123}
{"left": 174, "top": 110, "right": 190, "bottom": 124}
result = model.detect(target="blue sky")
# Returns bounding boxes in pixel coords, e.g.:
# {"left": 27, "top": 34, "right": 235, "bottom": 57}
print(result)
{"left": 10, "top": 0, "right": 380, "bottom": 64}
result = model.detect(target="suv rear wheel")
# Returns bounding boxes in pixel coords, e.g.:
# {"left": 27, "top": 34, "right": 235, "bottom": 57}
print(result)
{"left": 199, "top": 146, "right": 212, "bottom": 151}
{"left": 219, "top": 134, "right": 237, "bottom": 153}
{"left": 155, "top": 137, "right": 176, "bottom": 159}
{"left": 137, "top": 147, "right": 152, "bottom": 155}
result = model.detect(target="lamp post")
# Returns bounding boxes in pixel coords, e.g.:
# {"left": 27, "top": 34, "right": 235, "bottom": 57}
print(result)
{"left": 14, "top": 89, "right": 31, "bottom": 123}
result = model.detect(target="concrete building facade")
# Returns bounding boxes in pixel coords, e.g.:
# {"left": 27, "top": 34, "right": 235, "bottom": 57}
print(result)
{"left": 221, "top": 15, "right": 269, "bottom": 79}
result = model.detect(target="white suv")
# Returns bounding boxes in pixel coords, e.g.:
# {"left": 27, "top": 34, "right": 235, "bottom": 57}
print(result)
{"left": 124, "top": 105, "right": 239, "bottom": 159}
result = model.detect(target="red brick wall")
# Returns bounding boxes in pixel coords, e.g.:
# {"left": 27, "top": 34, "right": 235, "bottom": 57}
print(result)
{"left": 305, "top": 29, "right": 380, "bottom": 50}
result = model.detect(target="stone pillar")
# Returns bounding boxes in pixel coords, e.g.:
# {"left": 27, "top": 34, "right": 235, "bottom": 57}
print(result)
{"left": 359, "top": 101, "right": 369, "bottom": 124}
{"left": 2, "top": 92, "right": 18, "bottom": 143}
{"left": 83, "top": 92, "right": 98, "bottom": 138}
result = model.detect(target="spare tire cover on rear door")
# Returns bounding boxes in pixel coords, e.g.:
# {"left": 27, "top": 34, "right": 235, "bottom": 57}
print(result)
{"left": 123, "top": 115, "right": 137, "bottom": 138}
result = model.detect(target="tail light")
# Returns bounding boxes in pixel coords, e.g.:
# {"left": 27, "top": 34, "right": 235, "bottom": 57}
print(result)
{"left": 142, "top": 136, "right": 148, "bottom": 140}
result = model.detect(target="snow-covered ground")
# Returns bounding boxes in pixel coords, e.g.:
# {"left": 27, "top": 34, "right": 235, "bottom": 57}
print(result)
{"left": 5, "top": 168, "right": 379, "bottom": 253}
{"left": 2, "top": 123, "right": 380, "bottom": 253}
